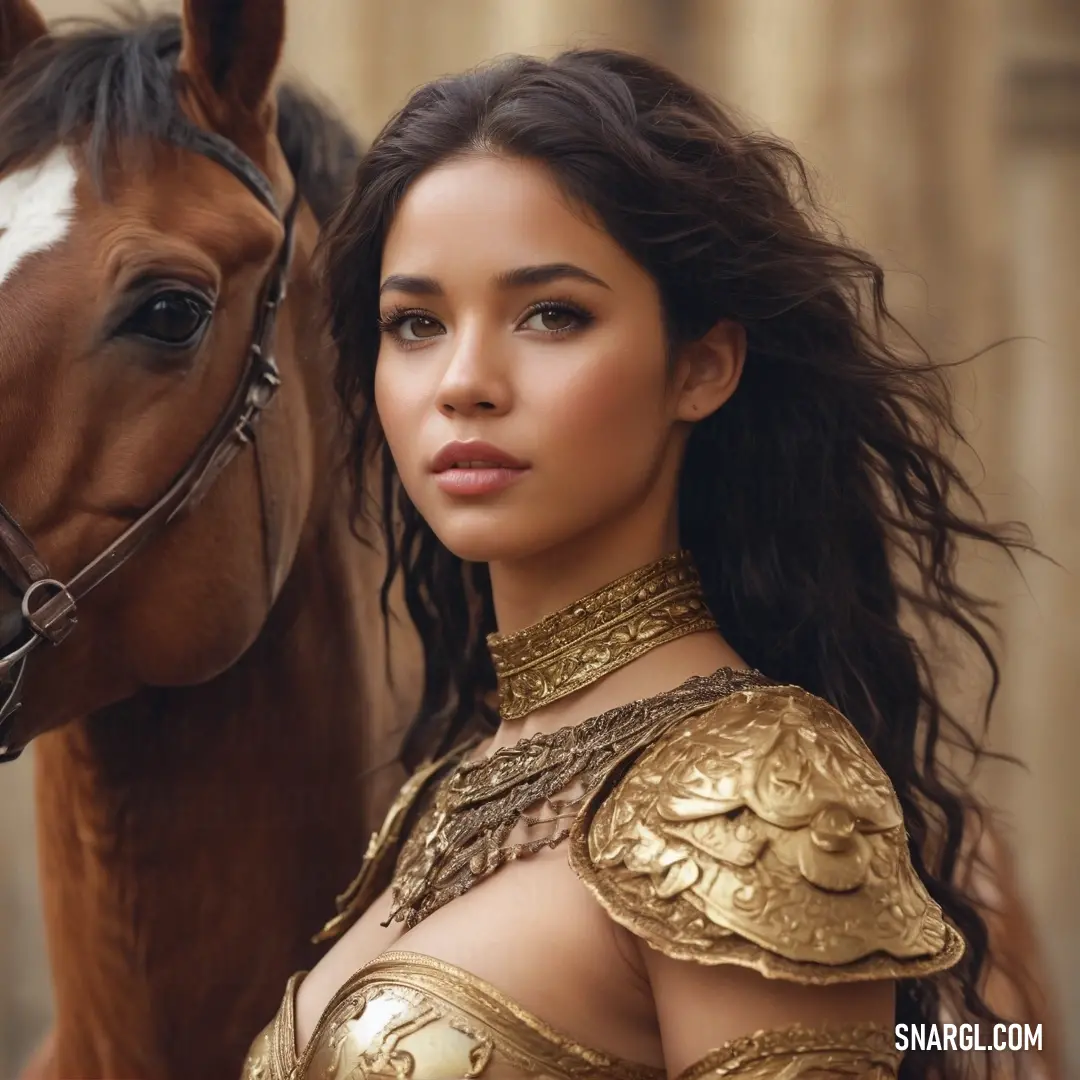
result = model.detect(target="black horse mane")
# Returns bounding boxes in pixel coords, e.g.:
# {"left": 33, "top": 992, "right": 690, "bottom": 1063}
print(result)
{"left": 0, "top": 10, "right": 362, "bottom": 223}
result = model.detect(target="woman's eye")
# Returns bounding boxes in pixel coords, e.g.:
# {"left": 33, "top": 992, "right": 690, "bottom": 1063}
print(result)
{"left": 521, "top": 306, "right": 582, "bottom": 333}
{"left": 397, "top": 315, "right": 444, "bottom": 342}
{"left": 121, "top": 292, "right": 211, "bottom": 348}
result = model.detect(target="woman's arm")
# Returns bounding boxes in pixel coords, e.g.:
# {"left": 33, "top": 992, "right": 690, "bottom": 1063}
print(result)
{"left": 643, "top": 951, "right": 895, "bottom": 1078}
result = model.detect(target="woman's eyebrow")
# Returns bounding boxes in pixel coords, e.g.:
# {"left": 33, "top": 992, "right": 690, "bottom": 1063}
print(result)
{"left": 378, "top": 262, "right": 611, "bottom": 297}
{"left": 379, "top": 273, "right": 441, "bottom": 296}
{"left": 494, "top": 263, "right": 611, "bottom": 290}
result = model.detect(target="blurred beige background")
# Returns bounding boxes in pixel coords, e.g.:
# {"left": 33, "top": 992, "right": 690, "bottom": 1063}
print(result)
{"left": 2, "top": 0, "right": 1077, "bottom": 1075}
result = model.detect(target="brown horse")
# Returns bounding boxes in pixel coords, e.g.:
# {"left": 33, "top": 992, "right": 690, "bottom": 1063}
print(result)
{"left": 0, "top": 2, "right": 412, "bottom": 1077}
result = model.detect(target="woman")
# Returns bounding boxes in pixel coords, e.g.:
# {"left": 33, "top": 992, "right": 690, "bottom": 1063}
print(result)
{"left": 243, "top": 50, "right": 1028, "bottom": 1079}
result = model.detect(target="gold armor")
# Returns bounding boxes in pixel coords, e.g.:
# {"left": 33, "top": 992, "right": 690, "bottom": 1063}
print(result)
{"left": 569, "top": 685, "right": 964, "bottom": 982}
{"left": 243, "top": 973, "right": 898, "bottom": 1080}
{"left": 488, "top": 549, "right": 718, "bottom": 721}
{"left": 675, "top": 1023, "right": 901, "bottom": 1079}
{"left": 242, "top": 952, "right": 663, "bottom": 1079}
{"left": 242, "top": 553, "right": 961, "bottom": 1079}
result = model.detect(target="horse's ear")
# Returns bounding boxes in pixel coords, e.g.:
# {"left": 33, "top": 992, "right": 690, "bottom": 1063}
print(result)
{"left": 177, "top": 0, "right": 285, "bottom": 134}
{"left": 0, "top": 0, "right": 48, "bottom": 67}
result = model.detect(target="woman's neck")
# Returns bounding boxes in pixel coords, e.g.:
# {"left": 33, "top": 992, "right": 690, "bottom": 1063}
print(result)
{"left": 487, "top": 521, "right": 680, "bottom": 635}
{"left": 484, "top": 546, "right": 746, "bottom": 752}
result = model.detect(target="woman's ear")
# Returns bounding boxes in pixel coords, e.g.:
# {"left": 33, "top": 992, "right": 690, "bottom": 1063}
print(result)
{"left": 673, "top": 320, "right": 746, "bottom": 421}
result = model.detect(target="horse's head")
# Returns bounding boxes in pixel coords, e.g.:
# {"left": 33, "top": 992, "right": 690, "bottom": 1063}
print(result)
{"left": 0, "top": 0, "right": 359, "bottom": 756}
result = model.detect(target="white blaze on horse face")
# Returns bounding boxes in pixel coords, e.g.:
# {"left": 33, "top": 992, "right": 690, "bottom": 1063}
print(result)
{"left": 0, "top": 147, "right": 78, "bottom": 291}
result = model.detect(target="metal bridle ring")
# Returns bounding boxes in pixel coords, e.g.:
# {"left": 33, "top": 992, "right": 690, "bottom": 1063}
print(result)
{"left": 21, "top": 578, "right": 69, "bottom": 621}
{"left": 21, "top": 578, "right": 77, "bottom": 645}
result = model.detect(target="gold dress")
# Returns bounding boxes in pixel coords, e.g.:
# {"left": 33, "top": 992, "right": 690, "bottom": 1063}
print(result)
{"left": 242, "top": 552, "right": 963, "bottom": 1080}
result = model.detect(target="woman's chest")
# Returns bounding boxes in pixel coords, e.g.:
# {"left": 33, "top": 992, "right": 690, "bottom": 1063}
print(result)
{"left": 299, "top": 848, "right": 663, "bottom": 1073}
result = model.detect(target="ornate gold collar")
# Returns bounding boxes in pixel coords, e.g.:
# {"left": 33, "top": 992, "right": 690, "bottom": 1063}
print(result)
{"left": 385, "top": 666, "right": 770, "bottom": 931}
{"left": 486, "top": 550, "right": 717, "bottom": 722}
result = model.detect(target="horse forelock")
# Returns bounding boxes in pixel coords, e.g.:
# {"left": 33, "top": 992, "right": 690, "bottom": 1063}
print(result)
{"left": 0, "top": 8, "right": 361, "bottom": 222}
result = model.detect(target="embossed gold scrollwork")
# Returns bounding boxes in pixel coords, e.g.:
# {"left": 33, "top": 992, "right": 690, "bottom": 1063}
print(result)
{"left": 570, "top": 686, "right": 964, "bottom": 981}
{"left": 487, "top": 550, "right": 719, "bottom": 721}
{"left": 388, "top": 668, "right": 770, "bottom": 930}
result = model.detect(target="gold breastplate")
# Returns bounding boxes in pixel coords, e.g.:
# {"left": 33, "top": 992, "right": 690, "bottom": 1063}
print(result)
{"left": 241, "top": 951, "right": 663, "bottom": 1080}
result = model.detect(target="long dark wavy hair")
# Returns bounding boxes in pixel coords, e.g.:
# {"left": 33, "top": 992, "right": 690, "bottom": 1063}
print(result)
{"left": 321, "top": 48, "right": 1030, "bottom": 1078}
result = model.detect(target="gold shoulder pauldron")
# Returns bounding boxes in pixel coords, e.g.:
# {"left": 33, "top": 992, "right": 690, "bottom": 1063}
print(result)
{"left": 569, "top": 685, "right": 964, "bottom": 981}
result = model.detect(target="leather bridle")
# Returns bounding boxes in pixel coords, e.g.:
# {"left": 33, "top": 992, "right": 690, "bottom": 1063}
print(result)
{"left": 0, "top": 118, "right": 302, "bottom": 762}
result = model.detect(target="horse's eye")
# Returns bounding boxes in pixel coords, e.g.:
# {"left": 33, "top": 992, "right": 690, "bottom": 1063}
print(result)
{"left": 121, "top": 291, "right": 211, "bottom": 348}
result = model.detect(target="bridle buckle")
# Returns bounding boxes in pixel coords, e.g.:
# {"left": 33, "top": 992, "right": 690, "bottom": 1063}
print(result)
{"left": 22, "top": 578, "right": 78, "bottom": 644}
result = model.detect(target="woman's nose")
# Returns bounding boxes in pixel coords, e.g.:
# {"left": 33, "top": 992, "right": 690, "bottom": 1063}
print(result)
{"left": 436, "top": 330, "right": 511, "bottom": 417}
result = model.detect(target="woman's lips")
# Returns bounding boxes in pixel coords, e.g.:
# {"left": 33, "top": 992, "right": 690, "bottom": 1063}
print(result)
{"left": 430, "top": 440, "right": 530, "bottom": 495}
{"left": 433, "top": 465, "right": 528, "bottom": 496}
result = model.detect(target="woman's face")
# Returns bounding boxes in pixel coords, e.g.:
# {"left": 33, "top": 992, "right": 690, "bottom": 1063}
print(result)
{"left": 375, "top": 154, "right": 729, "bottom": 566}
